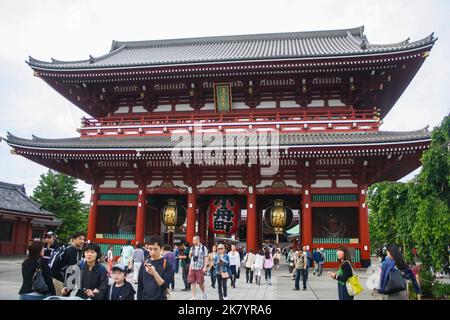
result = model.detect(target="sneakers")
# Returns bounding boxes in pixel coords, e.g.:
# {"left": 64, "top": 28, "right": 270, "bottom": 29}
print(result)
{"left": 223, "top": 296, "right": 228, "bottom": 300}
{"left": 189, "top": 296, "right": 195, "bottom": 300}
{"left": 203, "top": 294, "right": 207, "bottom": 300}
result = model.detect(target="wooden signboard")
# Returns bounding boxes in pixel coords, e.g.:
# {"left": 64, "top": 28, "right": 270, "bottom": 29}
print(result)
{"left": 213, "top": 83, "right": 232, "bottom": 113}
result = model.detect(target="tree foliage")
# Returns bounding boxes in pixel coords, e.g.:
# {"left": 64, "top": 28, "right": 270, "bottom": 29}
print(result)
{"left": 32, "top": 170, "right": 88, "bottom": 243}
{"left": 368, "top": 115, "right": 450, "bottom": 270}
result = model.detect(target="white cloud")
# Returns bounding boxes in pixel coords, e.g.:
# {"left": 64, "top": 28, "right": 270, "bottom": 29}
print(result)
{"left": 0, "top": 0, "right": 449, "bottom": 201}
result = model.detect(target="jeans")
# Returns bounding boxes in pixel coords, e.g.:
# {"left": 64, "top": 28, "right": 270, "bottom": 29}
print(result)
{"left": 264, "top": 267, "right": 272, "bottom": 281}
{"left": 19, "top": 294, "right": 49, "bottom": 300}
{"left": 295, "top": 269, "right": 307, "bottom": 289}
{"left": 245, "top": 267, "right": 254, "bottom": 283}
{"left": 210, "top": 267, "right": 216, "bottom": 288}
{"left": 174, "top": 258, "right": 179, "bottom": 274}
{"left": 338, "top": 283, "right": 354, "bottom": 300}
{"left": 182, "top": 264, "right": 190, "bottom": 289}
{"left": 314, "top": 262, "right": 322, "bottom": 276}
{"left": 216, "top": 274, "right": 228, "bottom": 300}
{"left": 168, "top": 272, "right": 175, "bottom": 290}
{"left": 304, "top": 267, "right": 309, "bottom": 281}
{"left": 230, "top": 265, "right": 238, "bottom": 286}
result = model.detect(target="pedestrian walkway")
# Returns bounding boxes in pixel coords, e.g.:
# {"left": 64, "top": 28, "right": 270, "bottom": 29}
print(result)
{"left": 0, "top": 256, "right": 395, "bottom": 300}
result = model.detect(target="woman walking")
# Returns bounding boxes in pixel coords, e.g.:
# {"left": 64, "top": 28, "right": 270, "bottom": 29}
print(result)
{"left": 263, "top": 247, "right": 274, "bottom": 285}
{"left": 213, "top": 244, "right": 230, "bottom": 300}
{"left": 273, "top": 249, "right": 281, "bottom": 269}
{"left": 208, "top": 245, "right": 218, "bottom": 289}
{"left": 19, "top": 241, "right": 56, "bottom": 300}
{"left": 253, "top": 250, "right": 265, "bottom": 285}
{"left": 378, "top": 243, "right": 421, "bottom": 300}
{"left": 327, "top": 246, "right": 354, "bottom": 300}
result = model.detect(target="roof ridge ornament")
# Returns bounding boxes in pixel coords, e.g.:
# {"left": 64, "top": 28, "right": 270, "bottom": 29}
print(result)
{"left": 89, "top": 55, "right": 95, "bottom": 64}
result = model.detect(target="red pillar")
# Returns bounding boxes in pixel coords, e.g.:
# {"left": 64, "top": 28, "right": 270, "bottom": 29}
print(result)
{"left": 359, "top": 184, "right": 371, "bottom": 267}
{"left": 135, "top": 185, "right": 146, "bottom": 244}
{"left": 246, "top": 192, "right": 257, "bottom": 252}
{"left": 186, "top": 192, "right": 197, "bottom": 245}
{"left": 301, "top": 187, "right": 312, "bottom": 250}
{"left": 87, "top": 184, "right": 99, "bottom": 242}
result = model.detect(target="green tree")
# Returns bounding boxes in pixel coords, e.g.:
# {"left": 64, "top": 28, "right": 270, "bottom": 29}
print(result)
{"left": 368, "top": 115, "right": 450, "bottom": 270}
{"left": 32, "top": 170, "right": 88, "bottom": 243}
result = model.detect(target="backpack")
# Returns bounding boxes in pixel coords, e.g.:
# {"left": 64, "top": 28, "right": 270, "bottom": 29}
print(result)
{"left": 48, "top": 245, "right": 68, "bottom": 280}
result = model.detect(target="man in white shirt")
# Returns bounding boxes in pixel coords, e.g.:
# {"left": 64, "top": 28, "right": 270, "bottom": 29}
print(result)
{"left": 228, "top": 244, "right": 240, "bottom": 288}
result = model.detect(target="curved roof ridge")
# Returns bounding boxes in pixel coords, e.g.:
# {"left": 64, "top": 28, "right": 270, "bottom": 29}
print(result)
{"left": 111, "top": 26, "right": 365, "bottom": 49}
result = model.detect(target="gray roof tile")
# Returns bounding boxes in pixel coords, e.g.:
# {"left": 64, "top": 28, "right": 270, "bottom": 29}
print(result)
{"left": 5, "top": 129, "right": 431, "bottom": 150}
{"left": 28, "top": 26, "right": 436, "bottom": 70}
{"left": 0, "top": 181, "right": 55, "bottom": 216}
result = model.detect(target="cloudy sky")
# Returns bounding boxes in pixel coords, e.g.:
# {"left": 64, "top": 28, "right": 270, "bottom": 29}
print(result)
{"left": 0, "top": 0, "right": 449, "bottom": 202}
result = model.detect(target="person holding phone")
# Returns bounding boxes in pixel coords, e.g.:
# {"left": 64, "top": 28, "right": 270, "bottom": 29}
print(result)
{"left": 137, "top": 236, "right": 173, "bottom": 300}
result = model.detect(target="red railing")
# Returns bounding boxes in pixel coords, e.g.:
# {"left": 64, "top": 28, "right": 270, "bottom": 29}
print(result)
{"left": 80, "top": 108, "right": 380, "bottom": 129}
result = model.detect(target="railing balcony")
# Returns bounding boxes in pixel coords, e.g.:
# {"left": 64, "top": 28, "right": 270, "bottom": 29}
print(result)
{"left": 79, "top": 108, "right": 381, "bottom": 137}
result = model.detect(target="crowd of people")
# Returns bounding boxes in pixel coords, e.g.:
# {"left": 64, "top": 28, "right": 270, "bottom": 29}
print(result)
{"left": 18, "top": 230, "right": 425, "bottom": 300}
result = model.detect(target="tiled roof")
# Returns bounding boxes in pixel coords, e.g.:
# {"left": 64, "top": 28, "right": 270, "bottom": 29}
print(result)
{"left": 5, "top": 129, "right": 431, "bottom": 150}
{"left": 28, "top": 26, "right": 436, "bottom": 70}
{"left": 0, "top": 181, "right": 54, "bottom": 216}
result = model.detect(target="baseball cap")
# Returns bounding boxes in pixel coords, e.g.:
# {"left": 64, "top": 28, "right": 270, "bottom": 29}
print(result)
{"left": 46, "top": 231, "right": 56, "bottom": 237}
{"left": 111, "top": 264, "right": 128, "bottom": 273}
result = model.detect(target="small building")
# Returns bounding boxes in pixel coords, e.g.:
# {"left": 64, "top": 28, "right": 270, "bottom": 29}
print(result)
{"left": 0, "top": 181, "right": 61, "bottom": 256}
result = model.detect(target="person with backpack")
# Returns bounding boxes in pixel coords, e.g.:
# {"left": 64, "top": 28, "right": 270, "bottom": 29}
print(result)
{"left": 327, "top": 246, "right": 354, "bottom": 300}
{"left": 62, "top": 242, "right": 109, "bottom": 300}
{"left": 107, "top": 264, "right": 135, "bottom": 300}
{"left": 50, "top": 231, "right": 85, "bottom": 296}
{"left": 42, "top": 231, "right": 58, "bottom": 264}
{"left": 19, "top": 241, "right": 56, "bottom": 300}
{"left": 137, "top": 236, "right": 173, "bottom": 300}
{"left": 188, "top": 235, "right": 209, "bottom": 300}
{"left": 378, "top": 243, "right": 421, "bottom": 300}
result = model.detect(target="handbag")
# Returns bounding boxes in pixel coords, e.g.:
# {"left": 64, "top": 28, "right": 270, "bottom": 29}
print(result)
{"left": 250, "top": 263, "right": 255, "bottom": 271}
{"left": 344, "top": 261, "right": 364, "bottom": 296}
{"left": 221, "top": 271, "right": 229, "bottom": 279}
{"left": 32, "top": 259, "right": 51, "bottom": 294}
{"left": 384, "top": 268, "right": 406, "bottom": 294}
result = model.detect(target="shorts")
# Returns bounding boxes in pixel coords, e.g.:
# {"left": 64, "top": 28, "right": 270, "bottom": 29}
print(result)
{"left": 188, "top": 268, "right": 205, "bottom": 284}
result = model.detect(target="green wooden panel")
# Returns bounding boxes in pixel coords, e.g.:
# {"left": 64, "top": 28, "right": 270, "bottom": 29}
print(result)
{"left": 311, "top": 194, "right": 358, "bottom": 202}
{"left": 99, "top": 194, "right": 138, "bottom": 201}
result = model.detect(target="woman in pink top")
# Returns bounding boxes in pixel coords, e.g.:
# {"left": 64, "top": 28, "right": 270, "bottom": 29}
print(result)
{"left": 263, "top": 247, "right": 274, "bottom": 285}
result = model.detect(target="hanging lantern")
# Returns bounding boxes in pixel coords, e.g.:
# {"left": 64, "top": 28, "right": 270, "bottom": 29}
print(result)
{"left": 160, "top": 199, "right": 186, "bottom": 232}
{"left": 208, "top": 196, "right": 240, "bottom": 235}
{"left": 263, "top": 199, "right": 294, "bottom": 234}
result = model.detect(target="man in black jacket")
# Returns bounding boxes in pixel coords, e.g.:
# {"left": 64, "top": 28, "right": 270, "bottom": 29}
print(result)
{"left": 52, "top": 232, "right": 85, "bottom": 295}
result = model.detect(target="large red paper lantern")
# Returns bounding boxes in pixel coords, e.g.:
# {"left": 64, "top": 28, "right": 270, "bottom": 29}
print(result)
{"left": 208, "top": 196, "right": 240, "bottom": 235}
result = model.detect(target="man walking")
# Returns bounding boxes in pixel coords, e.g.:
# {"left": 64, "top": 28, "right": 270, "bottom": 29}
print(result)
{"left": 178, "top": 242, "right": 191, "bottom": 291}
{"left": 293, "top": 248, "right": 308, "bottom": 291}
{"left": 188, "top": 236, "right": 208, "bottom": 300}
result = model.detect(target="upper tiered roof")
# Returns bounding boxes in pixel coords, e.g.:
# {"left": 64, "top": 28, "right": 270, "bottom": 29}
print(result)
{"left": 28, "top": 26, "right": 436, "bottom": 70}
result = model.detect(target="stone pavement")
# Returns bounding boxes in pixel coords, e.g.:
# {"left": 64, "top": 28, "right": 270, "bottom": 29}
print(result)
{"left": 0, "top": 256, "right": 378, "bottom": 300}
